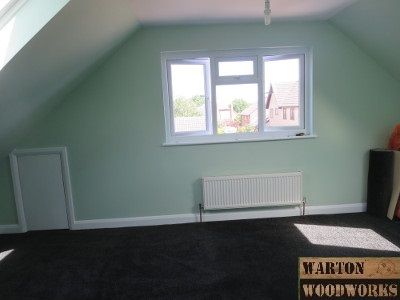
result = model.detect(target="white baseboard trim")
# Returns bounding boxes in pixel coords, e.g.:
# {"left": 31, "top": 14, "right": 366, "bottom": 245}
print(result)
{"left": 72, "top": 213, "right": 198, "bottom": 230}
{"left": 306, "top": 203, "right": 367, "bottom": 216}
{"left": 0, "top": 224, "right": 22, "bottom": 234}
{"left": 71, "top": 202, "right": 367, "bottom": 231}
{"left": 0, "top": 203, "right": 367, "bottom": 233}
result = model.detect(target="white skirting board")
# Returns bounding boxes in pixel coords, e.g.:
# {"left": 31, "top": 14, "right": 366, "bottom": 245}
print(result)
{"left": 71, "top": 202, "right": 366, "bottom": 231}
{"left": 1, "top": 202, "right": 367, "bottom": 233}
{"left": 0, "top": 224, "right": 23, "bottom": 234}
{"left": 72, "top": 213, "right": 198, "bottom": 230}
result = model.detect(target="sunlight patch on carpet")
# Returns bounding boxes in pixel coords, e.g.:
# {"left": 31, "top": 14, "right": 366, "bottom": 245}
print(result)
{"left": 0, "top": 249, "right": 14, "bottom": 262}
{"left": 295, "top": 224, "right": 400, "bottom": 252}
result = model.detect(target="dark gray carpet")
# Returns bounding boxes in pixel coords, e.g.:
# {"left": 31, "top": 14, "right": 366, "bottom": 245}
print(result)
{"left": 0, "top": 213, "right": 399, "bottom": 300}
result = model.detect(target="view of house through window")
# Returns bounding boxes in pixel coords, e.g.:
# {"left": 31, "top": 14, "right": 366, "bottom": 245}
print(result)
{"left": 162, "top": 48, "right": 311, "bottom": 144}
{"left": 216, "top": 84, "right": 258, "bottom": 134}
{"left": 264, "top": 58, "right": 301, "bottom": 128}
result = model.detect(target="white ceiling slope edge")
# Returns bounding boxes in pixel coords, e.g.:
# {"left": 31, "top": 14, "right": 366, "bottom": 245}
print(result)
{"left": 0, "top": 0, "right": 69, "bottom": 71}
{"left": 0, "top": 0, "right": 139, "bottom": 151}
{"left": 131, "top": 0, "right": 359, "bottom": 24}
{"left": 331, "top": 0, "right": 400, "bottom": 82}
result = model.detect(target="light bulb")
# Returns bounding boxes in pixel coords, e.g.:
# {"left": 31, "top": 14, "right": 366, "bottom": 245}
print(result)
{"left": 264, "top": 13, "right": 271, "bottom": 25}
{"left": 264, "top": 0, "right": 271, "bottom": 26}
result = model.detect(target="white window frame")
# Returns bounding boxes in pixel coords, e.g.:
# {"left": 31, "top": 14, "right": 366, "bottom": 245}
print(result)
{"left": 165, "top": 58, "right": 212, "bottom": 136}
{"left": 161, "top": 47, "right": 314, "bottom": 146}
{"left": 0, "top": 0, "right": 27, "bottom": 30}
{"left": 215, "top": 56, "right": 258, "bottom": 83}
{"left": 263, "top": 53, "right": 306, "bottom": 136}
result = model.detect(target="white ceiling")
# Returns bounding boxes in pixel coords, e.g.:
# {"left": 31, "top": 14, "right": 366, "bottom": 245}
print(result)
{"left": 132, "top": 0, "right": 360, "bottom": 25}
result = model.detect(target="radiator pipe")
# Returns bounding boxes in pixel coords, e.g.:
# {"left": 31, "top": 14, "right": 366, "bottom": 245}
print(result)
{"left": 199, "top": 203, "right": 203, "bottom": 223}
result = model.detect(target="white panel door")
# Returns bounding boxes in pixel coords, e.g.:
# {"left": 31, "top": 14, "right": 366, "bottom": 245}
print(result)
{"left": 17, "top": 153, "right": 69, "bottom": 231}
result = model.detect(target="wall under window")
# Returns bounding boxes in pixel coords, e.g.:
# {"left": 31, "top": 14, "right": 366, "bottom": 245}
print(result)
{"left": 1, "top": 22, "right": 400, "bottom": 223}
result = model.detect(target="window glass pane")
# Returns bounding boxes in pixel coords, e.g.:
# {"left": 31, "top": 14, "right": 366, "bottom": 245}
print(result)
{"left": 264, "top": 58, "right": 300, "bottom": 128}
{"left": 216, "top": 84, "right": 258, "bottom": 134}
{"left": 170, "top": 64, "right": 207, "bottom": 133}
{"left": 218, "top": 60, "right": 254, "bottom": 77}
{"left": 0, "top": 0, "right": 12, "bottom": 12}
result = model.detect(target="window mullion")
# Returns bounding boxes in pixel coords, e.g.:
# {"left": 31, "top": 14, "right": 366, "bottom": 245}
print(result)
{"left": 210, "top": 56, "right": 218, "bottom": 135}
{"left": 203, "top": 61, "right": 213, "bottom": 135}
{"left": 257, "top": 55, "right": 265, "bottom": 134}
{"left": 300, "top": 54, "right": 307, "bottom": 132}
{"left": 165, "top": 60, "right": 175, "bottom": 141}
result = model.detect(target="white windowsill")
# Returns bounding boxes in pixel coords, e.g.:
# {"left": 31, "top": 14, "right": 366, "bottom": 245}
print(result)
{"left": 162, "top": 134, "right": 317, "bottom": 147}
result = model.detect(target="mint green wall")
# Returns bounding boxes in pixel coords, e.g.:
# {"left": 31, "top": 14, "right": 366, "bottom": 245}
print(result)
{"left": 331, "top": 0, "right": 400, "bottom": 81}
{"left": 1, "top": 22, "right": 400, "bottom": 223}
{"left": 0, "top": 158, "right": 17, "bottom": 223}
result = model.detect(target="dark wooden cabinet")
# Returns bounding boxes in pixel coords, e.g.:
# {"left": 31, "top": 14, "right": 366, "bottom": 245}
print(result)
{"left": 367, "top": 149, "right": 400, "bottom": 219}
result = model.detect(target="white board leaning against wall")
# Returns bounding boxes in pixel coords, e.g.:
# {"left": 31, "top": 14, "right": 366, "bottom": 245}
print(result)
{"left": 9, "top": 147, "right": 75, "bottom": 232}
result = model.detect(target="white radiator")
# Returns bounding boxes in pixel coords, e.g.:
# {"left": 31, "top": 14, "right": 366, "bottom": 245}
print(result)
{"left": 202, "top": 172, "right": 303, "bottom": 210}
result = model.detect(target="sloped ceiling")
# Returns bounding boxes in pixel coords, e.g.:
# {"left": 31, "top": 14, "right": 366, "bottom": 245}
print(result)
{"left": 331, "top": 0, "right": 400, "bottom": 82}
{"left": 0, "top": 0, "right": 139, "bottom": 152}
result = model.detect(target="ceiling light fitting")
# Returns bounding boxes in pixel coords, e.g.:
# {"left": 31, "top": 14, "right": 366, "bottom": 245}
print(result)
{"left": 264, "top": 0, "right": 271, "bottom": 25}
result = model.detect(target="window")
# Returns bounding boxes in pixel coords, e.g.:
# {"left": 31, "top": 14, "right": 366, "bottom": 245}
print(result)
{"left": 283, "top": 108, "right": 287, "bottom": 120}
{"left": 167, "top": 60, "right": 210, "bottom": 134}
{"left": 0, "top": 0, "right": 14, "bottom": 16}
{"left": 0, "top": 0, "right": 25, "bottom": 28}
{"left": 218, "top": 60, "right": 254, "bottom": 77}
{"left": 161, "top": 47, "right": 313, "bottom": 145}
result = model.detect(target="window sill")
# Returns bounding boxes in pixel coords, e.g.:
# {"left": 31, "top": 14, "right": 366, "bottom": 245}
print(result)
{"left": 162, "top": 134, "right": 317, "bottom": 147}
